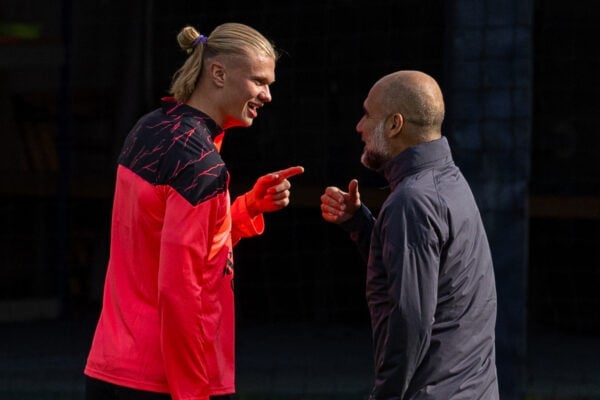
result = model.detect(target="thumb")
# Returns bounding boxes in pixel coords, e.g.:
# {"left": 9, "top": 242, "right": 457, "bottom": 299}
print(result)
{"left": 348, "top": 179, "right": 359, "bottom": 200}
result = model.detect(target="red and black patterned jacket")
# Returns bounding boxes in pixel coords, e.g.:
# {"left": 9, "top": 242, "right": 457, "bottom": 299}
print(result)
{"left": 85, "top": 99, "right": 264, "bottom": 399}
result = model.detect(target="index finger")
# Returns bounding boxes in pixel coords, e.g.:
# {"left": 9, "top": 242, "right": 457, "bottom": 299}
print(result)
{"left": 274, "top": 166, "right": 305, "bottom": 180}
{"left": 324, "top": 186, "right": 345, "bottom": 203}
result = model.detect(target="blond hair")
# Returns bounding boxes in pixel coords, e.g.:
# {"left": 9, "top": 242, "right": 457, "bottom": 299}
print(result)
{"left": 169, "top": 23, "right": 279, "bottom": 102}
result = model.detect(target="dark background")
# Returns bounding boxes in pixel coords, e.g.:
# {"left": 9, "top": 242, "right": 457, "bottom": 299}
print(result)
{"left": 0, "top": 1, "right": 598, "bottom": 399}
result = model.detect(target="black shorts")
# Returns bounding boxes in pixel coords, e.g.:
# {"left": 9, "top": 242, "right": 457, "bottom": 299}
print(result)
{"left": 85, "top": 376, "right": 234, "bottom": 400}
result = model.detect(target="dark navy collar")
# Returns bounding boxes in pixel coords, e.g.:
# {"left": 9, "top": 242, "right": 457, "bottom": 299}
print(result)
{"left": 380, "top": 136, "right": 453, "bottom": 190}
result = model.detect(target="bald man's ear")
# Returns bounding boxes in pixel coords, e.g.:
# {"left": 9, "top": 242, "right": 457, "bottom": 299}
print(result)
{"left": 387, "top": 113, "right": 403, "bottom": 138}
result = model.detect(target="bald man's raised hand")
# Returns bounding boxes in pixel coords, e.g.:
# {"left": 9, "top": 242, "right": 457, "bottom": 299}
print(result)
{"left": 320, "top": 179, "right": 361, "bottom": 224}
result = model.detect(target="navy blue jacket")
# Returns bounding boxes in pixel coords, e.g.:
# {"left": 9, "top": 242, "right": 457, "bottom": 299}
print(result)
{"left": 342, "top": 137, "right": 499, "bottom": 399}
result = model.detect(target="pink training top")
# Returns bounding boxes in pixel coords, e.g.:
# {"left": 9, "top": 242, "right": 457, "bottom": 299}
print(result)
{"left": 85, "top": 100, "right": 264, "bottom": 400}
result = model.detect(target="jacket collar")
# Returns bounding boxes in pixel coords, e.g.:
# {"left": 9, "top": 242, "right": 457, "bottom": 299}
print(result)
{"left": 160, "top": 97, "right": 223, "bottom": 140}
{"left": 380, "top": 136, "right": 453, "bottom": 190}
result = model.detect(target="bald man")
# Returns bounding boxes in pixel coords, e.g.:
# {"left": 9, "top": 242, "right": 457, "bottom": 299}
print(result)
{"left": 321, "top": 71, "right": 499, "bottom": 399}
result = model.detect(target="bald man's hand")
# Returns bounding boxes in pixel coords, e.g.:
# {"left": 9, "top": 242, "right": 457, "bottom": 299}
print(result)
{"left": 320, "top": 179, "right": 361, "bottom": 224}
{"left": 245, "top": 166, "right": 305, "bottom": 216}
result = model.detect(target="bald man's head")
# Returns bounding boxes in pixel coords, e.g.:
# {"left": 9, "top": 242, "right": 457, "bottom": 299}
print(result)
{"left": 356, "top": 70, "right": 447, "bottom": 169}
{"left": 374, "top": 70, "right": 445, "bottom": 140}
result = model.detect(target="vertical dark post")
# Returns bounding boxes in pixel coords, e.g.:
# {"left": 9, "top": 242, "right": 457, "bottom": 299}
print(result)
{"left": 444, "top": 1, "right": 532, "bottom": 398}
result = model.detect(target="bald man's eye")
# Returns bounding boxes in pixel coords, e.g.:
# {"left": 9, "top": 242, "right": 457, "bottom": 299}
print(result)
{"left": 253, "top": 78, "right": 270, "bottom": 86}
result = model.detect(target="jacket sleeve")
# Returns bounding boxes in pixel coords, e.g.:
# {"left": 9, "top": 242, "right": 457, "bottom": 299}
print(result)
{"left": 340, "top": 204, "right": 376, "bottom": 262}
{"left": 230, "top": 193, "right": 265, "bottom": 246}
{"left": 370, "top": 199, "right": 440, "bottom": 399}
{"left": 157, "top": 187, "right": 223, "bottom": 400}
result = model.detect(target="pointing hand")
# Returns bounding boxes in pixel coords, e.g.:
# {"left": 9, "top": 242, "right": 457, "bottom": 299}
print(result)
{"left": 245, "top": 166, "right": 305, "bottom": 216}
